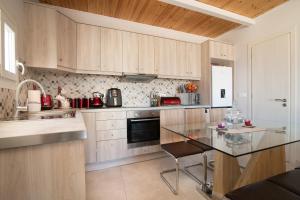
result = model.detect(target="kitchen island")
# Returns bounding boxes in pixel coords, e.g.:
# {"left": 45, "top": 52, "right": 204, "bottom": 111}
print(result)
{"left": 0, "top": 110, "right": 87, "bottom": 200}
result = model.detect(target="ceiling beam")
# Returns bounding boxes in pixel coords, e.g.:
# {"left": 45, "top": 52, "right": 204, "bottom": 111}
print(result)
{"left": 159, "top": 0, "right": 256, "bottom": 26}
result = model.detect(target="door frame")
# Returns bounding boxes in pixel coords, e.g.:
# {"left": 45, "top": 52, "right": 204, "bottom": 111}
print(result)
{"left": 247, "top": 27, "right": 297, "bottom": 135}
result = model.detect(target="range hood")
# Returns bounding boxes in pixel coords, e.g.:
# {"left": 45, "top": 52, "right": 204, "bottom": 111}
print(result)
{"left": 121, "top": 73, "right": 157, "bottom": 83}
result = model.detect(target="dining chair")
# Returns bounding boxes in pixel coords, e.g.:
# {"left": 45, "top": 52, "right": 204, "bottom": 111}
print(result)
{"left": 160, "top": 140, "right": 213, "bottom": 195}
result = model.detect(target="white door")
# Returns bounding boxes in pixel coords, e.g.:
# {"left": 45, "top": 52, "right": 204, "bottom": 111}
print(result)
{"left": 251, "top": 33, "right": 291, "bottom": 129}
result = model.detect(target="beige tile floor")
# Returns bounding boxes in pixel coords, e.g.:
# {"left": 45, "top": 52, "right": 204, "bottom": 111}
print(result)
{"left": 86, "top": 156, "right": 212, "bottom": 200}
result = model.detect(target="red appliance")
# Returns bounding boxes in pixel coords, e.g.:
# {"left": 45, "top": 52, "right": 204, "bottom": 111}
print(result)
{"left": 160, "top": 97, "right": 181, "bottom": 106}
{"left": 92, "top": 92, "right": 104, "bottom": 108}
{"left": 41, "top": 94, "right": 53, "bottom": 110}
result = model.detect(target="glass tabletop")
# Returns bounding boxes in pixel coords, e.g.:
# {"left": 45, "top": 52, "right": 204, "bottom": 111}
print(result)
{"left": 162, "top": 123, "right": 300, "bottom": 157}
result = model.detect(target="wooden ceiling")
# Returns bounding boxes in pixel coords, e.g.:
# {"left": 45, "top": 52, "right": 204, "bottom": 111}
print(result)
{"left": 39, "top": 0, "right": 287, "bottom": 38}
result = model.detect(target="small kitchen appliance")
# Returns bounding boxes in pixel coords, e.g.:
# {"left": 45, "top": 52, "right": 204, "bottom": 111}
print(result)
{"left": 92, "top": 92, "right": 104, "bottom": 108}
{"left": 106, "top": 88, "right": 122, "bottom": 107}
{"left": 160, "top": 97, "right": 181, "bottom": 106}
{"left": 41, "top": 94, "right": 53, "bottom": 110}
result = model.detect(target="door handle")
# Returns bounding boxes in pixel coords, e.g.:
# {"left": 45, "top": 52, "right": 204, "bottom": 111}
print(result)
{"left": 274, "top": 99, "right": 287, "bottom": 102}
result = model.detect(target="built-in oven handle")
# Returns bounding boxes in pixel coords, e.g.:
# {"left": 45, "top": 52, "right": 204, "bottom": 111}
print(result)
{"left": 129, "top": 118, "right": 160, "bottom": 122}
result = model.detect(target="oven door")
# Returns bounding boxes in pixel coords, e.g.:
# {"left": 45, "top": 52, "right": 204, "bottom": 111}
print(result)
{"left": 127, "top": 117, "right": 160, "bottom": 144}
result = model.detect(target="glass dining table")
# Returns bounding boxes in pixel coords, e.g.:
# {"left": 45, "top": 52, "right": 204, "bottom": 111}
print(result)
{"left": 162, "top": 123, "right": 300, "bottom": 198}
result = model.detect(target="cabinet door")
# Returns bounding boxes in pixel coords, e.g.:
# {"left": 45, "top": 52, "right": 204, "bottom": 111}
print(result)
{"left": 185, "top": 108, "right": 209, "bottom": 124}
{"left": 210, "top": 40, "right": 222, "bottom": 59}
{"left": 139, "top": 34, "right": 155, "bottom": 74}
{"left": 100, "top": 27, "right": 122, "bottom": 73}
{"left": 81, "top": 112, "right": 97, "bottom": 164}
{"left": 187, "top": 43, "right": 201, "bottom": 79}
{"left": 210, "top": 41, "right": 234, "bottom": 61}
{"left": 122, "top": 32, "right": 139, "bottom": 74}
{"left": 155, "top": 38, "right": 176, "bottom": 76}
{"left": 176, "top": 41, "right": 188, "bottom": 77}
{"left": 77, "top": 23, "right": 101, "bottom": 72}
{"left": 210, "top": 108, "right": 226, "bottom": 122}
{"left": 57, "top": 13, "right": 76, "bottom": 69}
{"left": 160, "top": 109, "right": 185, "bottom": 144}
{"left": 96, "top": 139, "right": 127, "bottom": 162}
{"left": 24, "top": 3, "right": 57, "bottom": 68}
{"left": 221, "top": 43, "right": 234, "bottom": 60}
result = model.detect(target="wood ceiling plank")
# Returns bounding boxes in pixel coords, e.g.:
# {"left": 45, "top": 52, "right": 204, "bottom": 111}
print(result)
{"left": 198, "top": 0, "right": 287, "bottom": 18}
{"left": 40, "top": 0, "right": 287, "bottom": 38}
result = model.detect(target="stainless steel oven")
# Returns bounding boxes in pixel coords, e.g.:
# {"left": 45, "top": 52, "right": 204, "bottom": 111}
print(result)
{"left": 127, "top": 110, "right": 160, "bottom": 147}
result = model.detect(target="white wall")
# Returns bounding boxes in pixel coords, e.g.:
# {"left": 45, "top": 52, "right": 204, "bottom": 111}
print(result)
{"left": 217, "top": 0, "right": 300, "bottom": 167}
{"left": 217, "top": 0, "right": 300, "bottom": 119}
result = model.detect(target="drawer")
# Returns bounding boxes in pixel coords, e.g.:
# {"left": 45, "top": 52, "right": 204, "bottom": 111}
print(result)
{"left": 96, "top": 119, "right": 127, "bottom": 131}
{"left": 96, "top": 111, "right": 126, "bottom": 120}
{"left": 97, "top": 129, "right": 127, "bottom": 141}
{"left": 96, "top": 139, "right": 128, "bottom": 162}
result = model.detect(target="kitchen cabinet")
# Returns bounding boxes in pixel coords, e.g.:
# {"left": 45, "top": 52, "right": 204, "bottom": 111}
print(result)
{"left": 175, "top": 42, "right": 201, "bottom": 80}
{"left": 122, "top": 32, "right": 139, "bottom": 74}
{"left": 123, "top": 33, "right": 155, "bottom": 75}
{"left": 57, "top": 12, "right": 76, "bottom": 70}
{"left": 97, "top": 139, "right": 127, "bottom": 162}
{"left": 155, "top": 37, "right": 177, "bottom": 77}
{"left": 209, "top": 40, "right": 234, "bottom": 61}
{"left": 200, "top": 40, "right": 234, "bottom": 105}
{"left": 176, "top": 41, "right": 188, "bottom": 77}
{"left": 185, "top": 108, "right": 209, "bottom": 123}
{"left": 77, "top": 23, "right": 101, "bottom": 72}
{"left": 100, "top": 27, "right": 123, "bottom": 75}
{"left": 210, "top": 108, "right": 226, "bottom": 122}
{"left": 138, "top": 34, "right": 155, "bottom": 74}
{"left": 81, "top": 112, "right": 97, "bottom": 164}
{"left": 160, "top": 109, "right": 185, "bottom": 144}
{"left": 24, "top": 3, "right": 57, "bottom": 68}
{"left": 187, "top": 43, "right": 201, "bottom": 79}
{"left": 25, "top": 3, "right": 76, "bottom": 71}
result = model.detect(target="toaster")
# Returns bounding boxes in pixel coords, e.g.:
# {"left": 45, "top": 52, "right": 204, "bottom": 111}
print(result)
{"left": 160, "top": 97, "right": 181, "bottom": 106}
{"left": 106, "top": 88, "right": 122, "bottom": 107}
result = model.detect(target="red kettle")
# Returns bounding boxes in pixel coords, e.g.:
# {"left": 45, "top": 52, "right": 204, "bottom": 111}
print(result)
{"left": 92, "top": 92, "right": 104, "bottom": 108}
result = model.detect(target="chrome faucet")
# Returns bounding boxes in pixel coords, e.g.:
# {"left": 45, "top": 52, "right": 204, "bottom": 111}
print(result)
{"left": 15, "top": 79, "right": 46, "bottom": 117}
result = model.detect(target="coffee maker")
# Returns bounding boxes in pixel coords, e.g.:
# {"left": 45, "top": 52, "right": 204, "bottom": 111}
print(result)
{"left": 106, "top": 88, "right": 122, "bottom": 107}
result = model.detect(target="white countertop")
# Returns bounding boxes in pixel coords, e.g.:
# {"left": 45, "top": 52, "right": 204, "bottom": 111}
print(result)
{"left": 0, "top": 111, "right": 86, "bottom": 141}
{"left": 79, "top": 104, "right": 210, "bottom": 112}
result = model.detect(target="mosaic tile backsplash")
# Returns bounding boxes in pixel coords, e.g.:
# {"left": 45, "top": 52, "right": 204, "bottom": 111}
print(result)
{"left": 30, "top": 69, "right": 191, "bottom": 107}
{"left": 0, "top": 88, "right": 16, "bottom": 119}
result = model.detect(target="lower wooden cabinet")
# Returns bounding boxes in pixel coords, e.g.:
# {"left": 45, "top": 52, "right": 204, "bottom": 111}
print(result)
{"left": 210, "top": 108, "right": 227, "bottom": 122}
{"left": 97, "top": 139, "right": 127, "bottom": 162}
{"left": 82, "top": 108, "right": 211, "bottom": 165}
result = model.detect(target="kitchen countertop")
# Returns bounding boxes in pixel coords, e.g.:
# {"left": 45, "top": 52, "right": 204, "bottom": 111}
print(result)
{"left": 0, "top": 110, "right": 87, "bottom": 150}
{"left": 79, "top": 104, "right": 211, "bottom": 112}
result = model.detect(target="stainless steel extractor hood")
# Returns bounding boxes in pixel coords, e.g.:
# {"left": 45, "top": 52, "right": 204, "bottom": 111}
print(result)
{"left": 121, "top": 73, "right": 157, "bottom": 83}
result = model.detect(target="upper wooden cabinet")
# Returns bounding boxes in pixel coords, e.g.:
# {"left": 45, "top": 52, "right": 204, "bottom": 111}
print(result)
{"left": 176, "top": 41, "right": 188, "bottom": 77}
{"left": 25, "top": 3, "right": 76, "bottom": 70}
{"left": 100, "top": 27, "right": 122, "bottom": 75}
{"left": 209, "top": 40, "right": 234, "bottom": 61}
{"left": 138, "top": 35, "right": 155, "bottom": 74}
{"left": 187, "top": 43, "right": 201, "bottom": 79}
{"left": 57, "top": 13, "right": 76, "bottom": 70}
{"left": 24, "top": 3, "right": 57, "bottom": 68}
{"left": 122, "top": 32, "right": 139, "bottom": 74}
{"left": 77, "top": 23, "right": 101, "bottom": 72}
{"left": 155, "top": 38, "right": 176, "bottom": 77}
{"left": 123, "top": 33, "right": 155, "bottom": 75}
{"left": 175, "top": 41, "right": 201, "bottom": 80}
{"left": 24, "top": 2, "right": 206, "bottom": 80}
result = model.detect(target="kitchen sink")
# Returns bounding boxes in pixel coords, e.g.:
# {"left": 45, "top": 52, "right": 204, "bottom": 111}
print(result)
{"left": 1, "top": 109, "right": 76, "bottom": 121}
